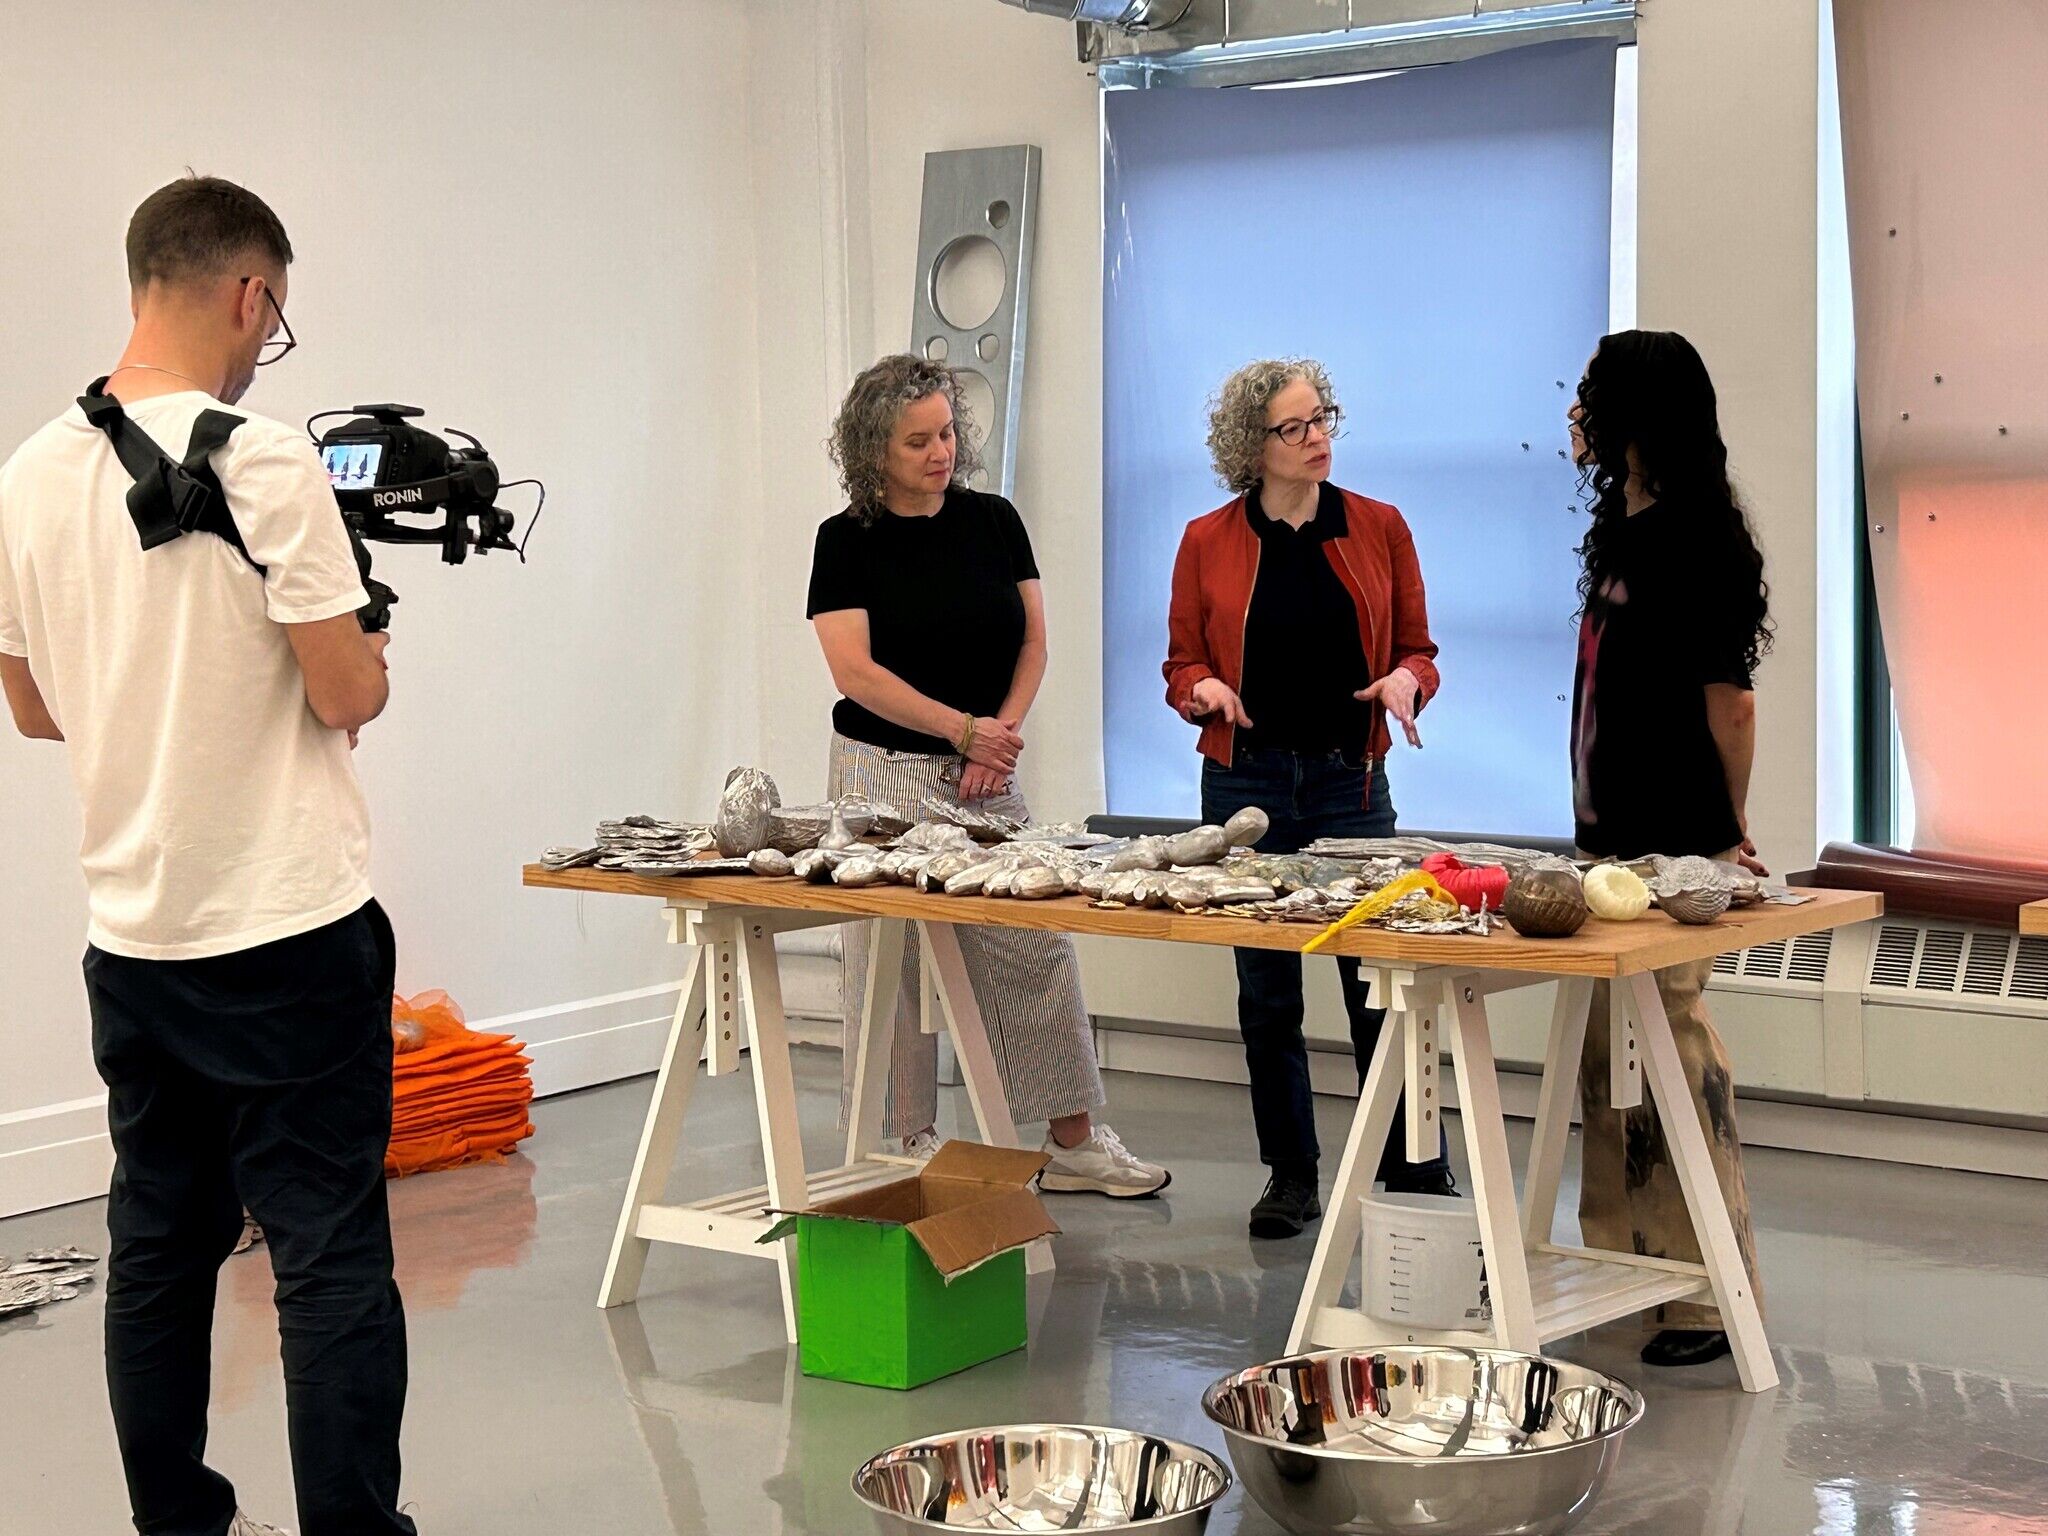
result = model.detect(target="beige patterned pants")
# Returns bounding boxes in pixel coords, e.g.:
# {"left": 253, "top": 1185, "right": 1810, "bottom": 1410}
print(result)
{"left": 1579, "top": 954, "right": 1765, "bottom": 1331}
{"left": 829, "top": 735, "right": 1105, "bottom": 1139}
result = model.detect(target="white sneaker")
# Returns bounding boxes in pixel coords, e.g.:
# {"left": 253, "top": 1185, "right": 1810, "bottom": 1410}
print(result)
{"left": 229, "top": 1515, "right": 292, "bottom": 1536}
{"left": 901, "top": 1128, "right": 942, "bottom": 1162}
{"left": 1038, "top": 1125, "right": 1171, "bottom": 1199}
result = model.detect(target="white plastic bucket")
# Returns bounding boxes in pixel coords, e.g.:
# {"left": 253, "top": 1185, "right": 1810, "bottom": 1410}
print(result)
{"left": 1360, "top": 1191, "right": 1493, "bottom": 1334}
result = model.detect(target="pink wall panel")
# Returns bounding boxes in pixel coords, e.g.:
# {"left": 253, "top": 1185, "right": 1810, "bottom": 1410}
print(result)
{"left": 1836, "top": 0, "right": 2048, "bottom": 864}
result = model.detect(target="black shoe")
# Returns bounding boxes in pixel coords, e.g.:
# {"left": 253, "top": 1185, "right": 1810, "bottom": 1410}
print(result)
{"left": 1384, "top": 1167, "right": 1460, "bottom": 1199}
{"left": 1641, "top": 1329, "right": 1732, "bottom": 1368}
{"left": 1250, "top": 1173, "right": 1322, "bottom": 1239}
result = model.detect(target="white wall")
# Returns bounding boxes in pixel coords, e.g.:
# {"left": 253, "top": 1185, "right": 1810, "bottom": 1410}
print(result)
{"left": 772, "top": 2, "right": 1827, "bottom": 1049}
{"left": 855, "top": 0, "right": 1108, "bottom": 822}
{"left": 744, "top": 0, "right": 1106, "bottom": 826}
{"left": 0, "top": 0, "right": 768, "bottom": 1213}
{"left": 1, "top": 0, "right": 1844, "bottom": 1211}
{"left": 1635, "top": 0, "right": 1823, "bottom": 871}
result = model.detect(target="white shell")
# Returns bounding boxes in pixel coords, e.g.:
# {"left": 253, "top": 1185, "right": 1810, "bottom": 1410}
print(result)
{"left": 1583, "top": 863, "right": 1652, "bottom": 921}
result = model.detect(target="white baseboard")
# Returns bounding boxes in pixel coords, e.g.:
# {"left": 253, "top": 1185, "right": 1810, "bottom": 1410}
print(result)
{"left": 0, "top": 1096, "right": 116, "bottom": 1220}
{"left": 1094, "top": 1025, "right": 2048, "bottom": 1182}
{"left": 0, "top": 980, "right": 757, "bottom": 1220}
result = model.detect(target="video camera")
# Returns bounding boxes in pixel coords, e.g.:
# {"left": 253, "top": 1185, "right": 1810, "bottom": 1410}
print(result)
{"left": 311, "top": 405, "right": 541, "bottom": 633}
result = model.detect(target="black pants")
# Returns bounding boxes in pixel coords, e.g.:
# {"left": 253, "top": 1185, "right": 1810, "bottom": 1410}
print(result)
{"left": 1202, "top": 749, "right": 1451, "bottom": 1187}
{"left": 85, "top": 901, "right": 417, "bottom": 1536}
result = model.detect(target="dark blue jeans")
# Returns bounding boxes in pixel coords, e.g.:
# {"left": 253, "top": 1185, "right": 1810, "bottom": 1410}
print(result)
{"left": 1202, "top": 749, "right": 1451, "bottom": 1188}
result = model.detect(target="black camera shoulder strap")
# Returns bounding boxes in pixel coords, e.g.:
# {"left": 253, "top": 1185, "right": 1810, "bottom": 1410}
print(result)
{"left": 76, "top": 378, "right": 266, "bottom": 575}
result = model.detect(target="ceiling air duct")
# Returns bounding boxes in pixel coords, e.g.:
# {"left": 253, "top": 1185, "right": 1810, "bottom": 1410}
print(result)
{"left": 995, "top": 0, "right": 1188, "bottom": 31}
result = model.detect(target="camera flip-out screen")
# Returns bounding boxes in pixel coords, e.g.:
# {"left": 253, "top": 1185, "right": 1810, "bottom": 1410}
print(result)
{"left": 321, "top": 441, "right": 384, "bottom": 490}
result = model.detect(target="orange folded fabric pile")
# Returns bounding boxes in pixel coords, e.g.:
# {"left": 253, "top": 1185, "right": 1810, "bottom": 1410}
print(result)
{"left": 387, "top": 990, "right": 535, "bottom": 1178}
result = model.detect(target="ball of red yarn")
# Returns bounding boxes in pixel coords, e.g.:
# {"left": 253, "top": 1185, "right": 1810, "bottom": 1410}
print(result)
{"left": 1421, "top": 852, "right": 1512, "bottom": 913}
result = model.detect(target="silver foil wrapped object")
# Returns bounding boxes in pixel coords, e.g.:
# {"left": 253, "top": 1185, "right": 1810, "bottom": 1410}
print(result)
{"left": 818, "top": 801, "right": 860, "bottom": 852}
{"left": 1305, "top": 835, "right": 1575, "bottom": 873}
{"left": 790, "top": 848, "right": 842, "bottom": 883}
{"left": 832, "top": 856, "right": 885, "bottom": 887}
{"left": 766, "top": 801, "right": 876, "bottom": 854}
{"left": 897, "top": 821, "right": 979, "bottom": 854}
{"left": 1105, "top": 836, "right": 1171, "bottom": 873}
{"left": 944, "top": 861, "right": 1000, "bottom": 897}
{"left": 1012, "top": 866, "right": 1067, "bottom": 900}
{"left": 713, "top": 767, "right": 781, "bottom": 857}
{"left": 748, "top": 849, "right": 795, "bottom": 878}
{"left": 1222, "top": 805, "right": 1271, "bottom": 848}
{"left": 1164, "top": 825, "right": 1231, "bottom": 868}
{"left": 918, "top": 851, "right": 978, "bottom": 891}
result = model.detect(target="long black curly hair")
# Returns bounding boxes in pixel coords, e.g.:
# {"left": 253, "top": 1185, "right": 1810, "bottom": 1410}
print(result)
{"left": 1574, "top": 329, "right": 1774, "bottom": 675}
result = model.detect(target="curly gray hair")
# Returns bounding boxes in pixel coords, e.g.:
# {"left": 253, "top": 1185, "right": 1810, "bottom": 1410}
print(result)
{"left": 1206, "top": 357, "right": 1337, "bottom": 495}
{"left": 828, "top": 354, "right": 987, "bottom": 525}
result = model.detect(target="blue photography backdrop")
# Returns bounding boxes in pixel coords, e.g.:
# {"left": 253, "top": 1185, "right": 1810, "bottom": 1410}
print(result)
{"left": 1101, "top": 40, "right": 1618, "bottom": 836}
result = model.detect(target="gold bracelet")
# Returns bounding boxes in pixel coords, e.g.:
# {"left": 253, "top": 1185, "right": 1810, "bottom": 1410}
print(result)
{"left": 957, "top": 715, "right": 977, "bottom": 756}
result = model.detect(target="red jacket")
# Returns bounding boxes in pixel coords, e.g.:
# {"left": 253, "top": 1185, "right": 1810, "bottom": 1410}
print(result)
{"left": 1163, "top": 487, "right": 1441, "bottom": 770}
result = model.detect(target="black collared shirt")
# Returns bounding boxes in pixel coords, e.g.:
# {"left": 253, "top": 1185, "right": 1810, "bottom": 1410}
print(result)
{"left": 1236, "top": 482, "right": 1373, "bottom": 757}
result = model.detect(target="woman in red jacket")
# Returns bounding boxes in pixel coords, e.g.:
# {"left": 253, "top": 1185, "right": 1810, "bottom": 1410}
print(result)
{"left": 1164, "top": 358, "right": 1452, "bottom": 1239}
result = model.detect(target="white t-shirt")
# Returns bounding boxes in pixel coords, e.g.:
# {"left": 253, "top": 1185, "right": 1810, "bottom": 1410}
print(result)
{"left": 0, "top": 391, "right": 374, "bottom": 960}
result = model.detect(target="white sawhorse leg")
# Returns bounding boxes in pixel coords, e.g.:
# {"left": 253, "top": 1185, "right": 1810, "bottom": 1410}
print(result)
{"left": 598, "top": 907, "right": 830, "bottom": 1346}
{"left": 842, "top": 918, "right": 908, "bottom": 1166}
{"left": 920, "top": 918, "right": 1053, "bottom": 1276}
{"left": 1289, "top": 970, "right": 1544, "bottom": 1356}
{"left": 1445, "top": 974, "right": 1540, "bottom": 1351}
{"left": 600, "top": 940, "right": 709, "bottom": 1308}
{"left": 1288, "top": 968, "right": 1414, "bottom": 1353}
{"left": 1626, "top": 970, "right": 1776, "bottom": 1391}
{"left": 1522, "top": 977, "right": 1594, "bottom": 1247}
{"left": 737, "top": 915, "right": 812, "bottom": 1341}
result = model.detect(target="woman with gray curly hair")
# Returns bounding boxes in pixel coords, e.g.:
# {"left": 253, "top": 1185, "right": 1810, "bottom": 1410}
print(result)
{"left": 1163, "top": 357, "right": 1448, "bottom": 1238}
{"left": 806, "top": 353, "right": 1168, "bottom": 1197}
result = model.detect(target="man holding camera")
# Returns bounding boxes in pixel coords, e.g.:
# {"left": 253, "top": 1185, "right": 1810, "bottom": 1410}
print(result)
{"left": 0, "top": 178, "right": 416, "bottom": 1536}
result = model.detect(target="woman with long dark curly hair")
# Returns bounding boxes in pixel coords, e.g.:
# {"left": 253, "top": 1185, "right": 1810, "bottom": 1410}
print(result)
{"left": 1567, "top": 329, "right": 1771, "bottom": 1370}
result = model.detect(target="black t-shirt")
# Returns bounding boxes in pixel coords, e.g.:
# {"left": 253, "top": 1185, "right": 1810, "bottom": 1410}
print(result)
{"left": 1237, "top": 483, "right": 1372, "bottom": 757}
{"left": 805, "top": 489, "right": 1040, "bottom": 754}
{"left": 1571, "top": 499, "right": 1757, "bottom": 857}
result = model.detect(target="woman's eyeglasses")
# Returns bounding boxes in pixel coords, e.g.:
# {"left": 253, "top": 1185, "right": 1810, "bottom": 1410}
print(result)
{"left": 1267, "top": 405, "right": 1342, "bottom": 446}
{"left": 239, "top": 277, "right": 297, "bottom": 366}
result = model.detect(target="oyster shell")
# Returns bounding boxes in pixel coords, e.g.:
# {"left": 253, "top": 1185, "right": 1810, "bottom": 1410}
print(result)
{"left": 1657, "top": 886, "right": 1733, "bottom": 925}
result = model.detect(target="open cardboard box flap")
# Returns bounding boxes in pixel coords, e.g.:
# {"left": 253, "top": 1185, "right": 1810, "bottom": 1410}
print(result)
{"left": 759, "top": 1140, "right": 1058, "bottom": 1279}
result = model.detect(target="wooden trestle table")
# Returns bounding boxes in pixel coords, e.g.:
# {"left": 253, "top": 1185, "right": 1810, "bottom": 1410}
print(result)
{"left": 523, "top": 862, "right": 1879, "bottom": 1392}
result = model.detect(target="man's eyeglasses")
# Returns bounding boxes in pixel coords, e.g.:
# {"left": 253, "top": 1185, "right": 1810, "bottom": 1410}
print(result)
{"left": 240, "top": 277, "right": 297, "bottom": 366}
{"left": 1267, "top": 405, "right": 1342, "bottom": 447}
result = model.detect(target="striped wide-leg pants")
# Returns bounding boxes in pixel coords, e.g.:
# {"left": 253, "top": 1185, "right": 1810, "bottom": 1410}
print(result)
{"left": 828, "top": 734, "right": 1105, "bottom": 1139}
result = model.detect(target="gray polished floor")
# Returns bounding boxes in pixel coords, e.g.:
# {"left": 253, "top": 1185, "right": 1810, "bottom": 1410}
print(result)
{"left": 4, "top": 1054, "right": 2046, "bottom": 1533}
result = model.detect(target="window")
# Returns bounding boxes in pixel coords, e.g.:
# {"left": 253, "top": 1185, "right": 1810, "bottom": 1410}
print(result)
{"left": 1101, "top": 40, "right": 1623, "bottom": 834}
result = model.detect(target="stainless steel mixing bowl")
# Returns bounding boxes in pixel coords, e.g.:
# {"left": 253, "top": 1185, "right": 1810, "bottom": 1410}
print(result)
{"left": 852, "top": 1423, "right": 1232, "bottom": 1534}
{"left": 1202, "top": 1348, "right": 1644, "bottom": 1536}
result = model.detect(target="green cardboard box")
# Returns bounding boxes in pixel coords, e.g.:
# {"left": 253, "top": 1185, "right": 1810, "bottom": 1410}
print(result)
{"left": 762, "top": 1142, "right": 1059, "bottom": 1390}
